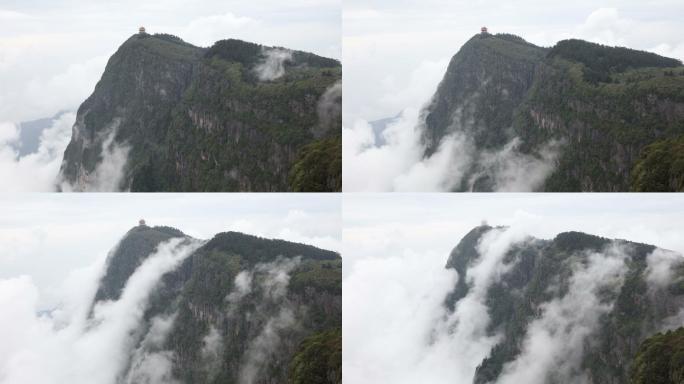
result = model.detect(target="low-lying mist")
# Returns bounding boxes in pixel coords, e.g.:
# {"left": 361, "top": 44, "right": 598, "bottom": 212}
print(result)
{"left": 0, "top": 113, "right": 74, "bottom": 192}
{"left": 255, "top": 48, "right": 293, "bottom": 81}
{"left": 343, "top": 224, "right": 684, "bottom": 384}
{"left": 343, "top": 107, "right": 559, "bottom": 192}
{"left": 0, "top": 237, "right": 202, "bottom": 384}
{"left": 58, "top": 118, "right": 130, "bottom": 192}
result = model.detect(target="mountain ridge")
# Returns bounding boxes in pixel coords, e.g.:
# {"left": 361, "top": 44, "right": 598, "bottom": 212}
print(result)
{"left": 422, "top": 32, "right": 684, "bottom": 191}
{"left": 443, "top": 225, "right": 684, "bottom": 383}
{"left": 89, "top": 223, "right": 341, "bottom": 383}
{"left": 58, "top": 32, "right": 341, "bottom": 192}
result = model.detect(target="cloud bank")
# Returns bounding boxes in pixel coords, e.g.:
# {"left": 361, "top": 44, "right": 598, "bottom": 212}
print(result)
{"left": 1, "top": 1, "right": 340, "bottom": 189}
{"left": 0, "top": 237, "right": 201, "bottom": 384}
{"left": 343, "top": 4, "right": 684, "bottom": 192}
{"left": 343, "top": 107, "right": 558, "bottom": 192}
{"left": 343, "top": 226, "right": 529, "bottom": 383}
{"left": 0, "top": 112, "right": 74, "bottom": 192}
{"left": 344, "top": 217, "right": 684, "bottom": 384}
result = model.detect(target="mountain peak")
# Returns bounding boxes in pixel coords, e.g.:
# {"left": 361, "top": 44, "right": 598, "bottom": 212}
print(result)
{"left": 85, "top": 224, "right": 340, "bottom": 382}
{"left": 113, "top": 32, "right": 201, "bottom": 63}
{"left": 58, "top": 31, "right": 342, "bottom": 192}
{"left": 444, "top": 227, "right": 683, "bottom": 383}
{"left": 93, "top": 224, "right": 187, "bottom": 302}
{"left": 199, "top": 231, "right": 340, "bottom": 264}
{"left": 458, "top": 31, "right": 546, "bottom": 62}
{"left": 421, "top": 32, "right": 684, "bottom": 191}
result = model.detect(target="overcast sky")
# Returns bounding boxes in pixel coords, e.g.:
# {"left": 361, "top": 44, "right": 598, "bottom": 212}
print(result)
{"left": 343, "top": 0, "right": 684, "bottom": 123}
{"left": 0, "top": 0, "right": 340, "bottom": 191}
{"left": 0, "top": 193, "right": 340, "bottom": 308}
{"left": 0, "top": 0, "right": 340, "bottom": 124}
{"left": 343, "top": 193, "right": 684, "bottom": 383}
{"left": 344, "top": 193, "right": 684, "bottom": 276}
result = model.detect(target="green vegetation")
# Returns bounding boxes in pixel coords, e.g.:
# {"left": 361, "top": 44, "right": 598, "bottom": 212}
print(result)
{"left": 93, "top": 225, "right": 185, "bottom": 302}
{"left": 550, "top": 39, "right": 682, "bottom": 84}
{"left": 525, "top": 49, "right": 684, "bottom": 191}
{"left": 423, "top": 33, "right": 684, "bottom": 191}
{"left": 289, "top": 136, "right": 342, "bottom": 192}
{"left": 61, "top": 34, "right": 341, "bottom": 192}
{"left": 290, "top": 259, "right": 342, "bottom": 295}
{"left": 204, "top": 38, "right": 262, "bottom": 67}
{"left": 445, "top": 226, "right": 681, "bottom": 383}
{"left": 289, "top": 328, "right": 342, "bottom": 384}
{"left": 482, "top": 33, "right": 548, "bottom": 62}
{"left": 200, "top": 231, "right": 339, "bottom": 263}
{"left": 631, "top": 135, "right": 684, "bottom": 191}
{"left": 630, "top": 327, "right": 684, "bottom": 384}
{"left": 94, "top": 225, "right": 341, "bottom": 384}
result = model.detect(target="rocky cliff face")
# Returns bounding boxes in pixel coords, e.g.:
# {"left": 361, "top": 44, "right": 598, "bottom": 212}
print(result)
{"left": 423, "top": 33, "right": 684, "bottom": 191}
{"left": 445, "top": 225, "right": 684, "bottom": 383}
{"left": 92, "top": 225, "right": 341, "bottom": 384}
{"left": 58, "top": 33, "right": 341, "bottom": 192}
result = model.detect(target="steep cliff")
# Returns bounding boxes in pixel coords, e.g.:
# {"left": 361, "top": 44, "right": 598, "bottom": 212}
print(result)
{"left": 423, "top": 33, "right": 684, "bottom": 191}
{"left": 58, "top": 33, "right": 341, "bottom": 192}
{"left": 444, "top": 225, "right": 684, "bottom": 383}
{"left": 92, "top": 224, "right": 341, "bottom": 384}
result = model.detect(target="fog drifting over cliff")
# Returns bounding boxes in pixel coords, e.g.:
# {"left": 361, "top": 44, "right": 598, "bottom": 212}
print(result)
{"left": 343, "top": 194, "right": 684, "bottom": 383}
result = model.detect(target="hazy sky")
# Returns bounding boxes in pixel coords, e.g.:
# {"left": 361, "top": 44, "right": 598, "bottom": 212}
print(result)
{"left": 344, "top": 193, "right": 684, "bottom": 275}
{"left": 0, "top": 0, "right": 341, "bottom": 124}
{"left": 0, "top": 193, "right": 341, "bottom": 307}
{"left": 0, "top": 193, "right": 340, "bottom": 383}
{"left": 343, "top": 0, "right": 684, "bottom": 123}
{"left": 343, "top": 193, "right": 684, "bottom": 383}
{"left": 0, "top": 0, "right": 340, "bottom": 191}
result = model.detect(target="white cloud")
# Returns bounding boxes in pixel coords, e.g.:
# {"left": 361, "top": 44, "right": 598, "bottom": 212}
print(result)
{"left": 343, "top": 249, "right": 458, "bottom": 383}
{"left": 199, "top": 325, "right": 223, "bottom": 379}
{"left": 0, "top": 194, "right": 340, "bottom": 383}
{"left": 125, "top": 313, "right": 180, "bottom": 384}
{"left": 0, "top": 238, "right": 201, "bottom": 384}
{"left": 572, "top": 7, "right": 684, "bottom": 59}
{"left": 0, "top": 112, "right": 74, "bottom": 192}
{"left": 645, "top": 248, "right": 682, "bottom": 288}
{"left": 344, "top": 226, "right": 532, "bottom": 383}
{"left": 0, "top": 122, "right": 19, "bottom": 144}
{"left": 239, "top": 307, "right": 296, "bottom": 384}
{"left": 0, "top": 35, "right": 112, "bottom": 123}
{"left": 343, "top": 2, "right": 684, "bottom": 190}
{"left": 343, "top": 108, "right": 559, "bottom": 192}
{"left": 182, "top": 12, "right": 259, "bottom": 47}
{"left": 0, "top": 10, "right": 32, "bottom": 21}
{"left": 1, "top": 1, "right": 340, "bottom": 189}
{"left": 254, "top": 48, "right": 293, "bottom": 81}
{"left": 59, "top": 119, "right": 131, "bottom": 192}
{"left": 343, "top": 196, "right": 684, "bottom": 383}
{"left": 0, "top": 0, "right": 339, "bottom": 123}
{"left": 124, "top": 350, "right": 178, "bottom": 384}
{"left": 497, "top": 245, "right": 629, "bottom": 384}
{"left": 238, "top": 257, "right": 301, "bottom": 384}
{"left": 227, "top": 271, "right": 253, "bottom": 305}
